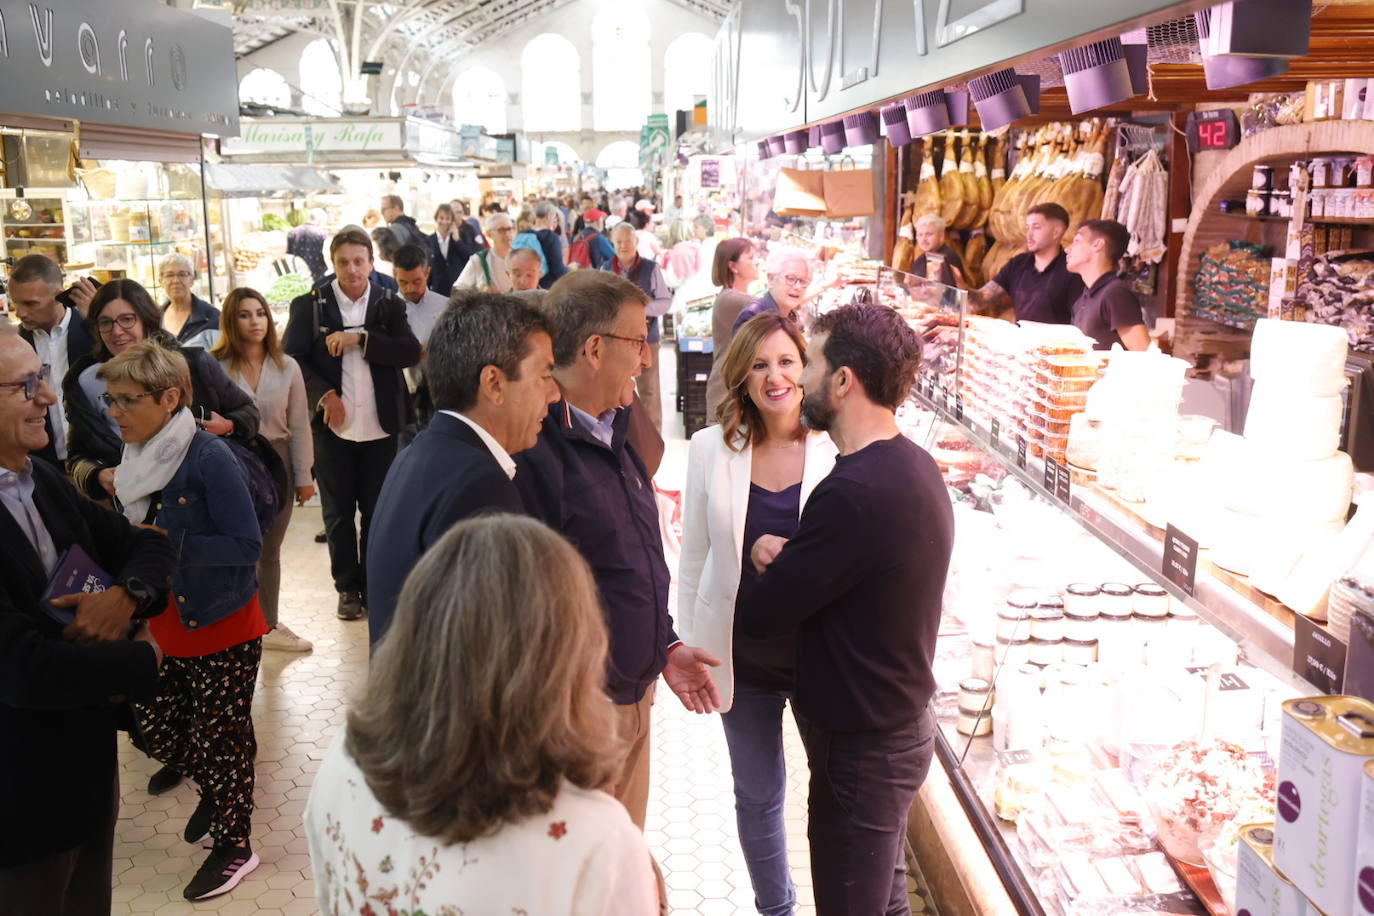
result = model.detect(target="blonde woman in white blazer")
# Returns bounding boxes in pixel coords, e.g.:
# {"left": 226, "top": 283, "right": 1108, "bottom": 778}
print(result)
{"left": 678, "top": 313, "right": 836, "bottom": 916}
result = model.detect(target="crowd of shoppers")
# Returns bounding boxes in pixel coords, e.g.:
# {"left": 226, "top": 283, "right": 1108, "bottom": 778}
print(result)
{"left": 0, "top": 194, "right": 955, "bottom": 915}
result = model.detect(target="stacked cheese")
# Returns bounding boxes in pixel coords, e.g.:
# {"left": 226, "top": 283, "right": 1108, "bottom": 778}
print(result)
{"left": 1212, "top": 320, "right": 1354, "bottom": 615}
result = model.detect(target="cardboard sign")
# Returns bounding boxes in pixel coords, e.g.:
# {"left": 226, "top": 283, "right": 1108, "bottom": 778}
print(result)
{"left": 1293, "top": 615, "right": 1347, "bottom": 694}
{"left": 1163, "top": 525, "right": 1199, "bottom": 597}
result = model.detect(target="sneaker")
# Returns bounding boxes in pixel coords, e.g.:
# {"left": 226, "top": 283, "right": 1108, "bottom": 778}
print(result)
{"left": 183, "top": 843, "right": 259, "bottom": 900}
{"left": 262, "top": 623, "right": 314, "bottom": 653}
{"left": 337, "top": 591, "right": 365, "bottom": 621}
{"left": 147, "top": 764, "right": 183, "bottom": 796}
{"left": 184, "top": 794, "right": 213, "bottom": 843}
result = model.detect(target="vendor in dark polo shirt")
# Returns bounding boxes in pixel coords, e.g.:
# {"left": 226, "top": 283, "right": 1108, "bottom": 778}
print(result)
{"left": 971, "top": 203, "right": 1083, "bottom": 324}
{"left": 1066, "top": 219, "right": 1150, "bottom": 351}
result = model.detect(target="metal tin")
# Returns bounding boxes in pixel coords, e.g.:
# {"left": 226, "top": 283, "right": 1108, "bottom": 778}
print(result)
{"left": 1236, "top": 824, "right": 1309, "bottom": 916}
{"left": 1275, "top": 696, "right": 1374, "bottom": 916}
{"left": 1356, "top": 760, "right": 1374, "bottom": 916}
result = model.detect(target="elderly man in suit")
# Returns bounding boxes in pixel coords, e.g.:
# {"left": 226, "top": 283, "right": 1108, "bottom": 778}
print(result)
{"left": 0, "top": 323, "right": 175, "bottom": 914}
{"left": 8, "top": 254, "right": 94, "bottom": 468}
{"left": 283, "top": 227, "right": 421, "bottom": 622}
{"left": 365, "top": 292, "right": 558, "bottom": 647}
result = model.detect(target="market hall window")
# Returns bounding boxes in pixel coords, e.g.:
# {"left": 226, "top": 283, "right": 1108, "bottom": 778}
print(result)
{"left": 452, "top": 67, "right": 509, "bottom": 135}
{"left": 591, "top": 6, "right": 651, "bottom": 132}
{"left": 663, "top": 32, "right": 714, "bottom": 121}
{"left": 299, "top": 38, "right": 344, "bottom": 117}
{"left": 520, "top": 33, "right": 582, "bottom": 133}
{"left": 238, "top": 68, "right": 292, "bottom": 111}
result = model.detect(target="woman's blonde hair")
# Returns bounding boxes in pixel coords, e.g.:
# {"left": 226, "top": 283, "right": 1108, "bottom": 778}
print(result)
{"left": 716, "top": 313, "right": 808, "bottom": 451}
{"left": 515, "top": 206, "right": 536, "bottom": 233}
{"left": 211, "top": 287, "right": 286, "bottom": 374}
{"left": 667, "top": 218, "right": 695, "bottom": 247}
{"left": 97, "top": 340, "right": 192, "bottom": 410}
{"left": 346, "top": 515, "right": 621, "bottom": 843}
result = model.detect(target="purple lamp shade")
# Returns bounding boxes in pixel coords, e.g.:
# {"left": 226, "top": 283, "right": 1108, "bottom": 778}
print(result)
{"left": 1060, "top": 38, "right": 1135, "bottom": 114}
{"left": 820, "top": 120, "right": 846, "bottom": 154}
{"left": 808, "top": 124, "right": 823, "bottom": 148}
{"left": 970, "top": 69, "right": 1033, "bottom": 131}
{"left": 882, "top": 104, "right": 913, "bottom": 147}
{"left": 783, "top": 129, "right": 809, "bottom": 154}
{"left": 843, "top": 112, "right": 879, "bottom": 148}
{"left": 945, "top": 90, "right": 971, "bottom": 127}
{"left": 1203, "top": 54, "right": 1290, "bottom": 90}
{"left": 905, "top": 90, "right": 951, "bottom": 137}
{"left": 766, "top": 135, "right": 789, "bottom": 157}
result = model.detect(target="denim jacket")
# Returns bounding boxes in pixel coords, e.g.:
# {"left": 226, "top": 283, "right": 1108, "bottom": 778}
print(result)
{"left": 153, "top": 431, "right": 261, "bottom": 629}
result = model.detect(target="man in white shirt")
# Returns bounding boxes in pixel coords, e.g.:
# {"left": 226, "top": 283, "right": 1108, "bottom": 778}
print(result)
{"left": 9, "top": 254, "right": 93, "bottom": 467}
{"left": 452, "top": 213, "right": 515, "bottom": 293}
{"left": 365, "top": 291, "right": 558, "bottom": 647}
{"left": 282, "top": 228, "right": 421, "bottom": 621}
{"left": 392, "top": 243, "right": 450, "bottom": 440}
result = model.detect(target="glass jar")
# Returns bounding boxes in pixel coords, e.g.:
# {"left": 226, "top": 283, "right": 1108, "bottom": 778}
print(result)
{"left": 992, "top": 664, "right": 1045, "bottom": 752}
{"left": 958, "top": 677, "right": 994, "bottom": 713}
{"left": 999, "top": 591, "right": 1038, "bottom": 641}
{"left": 996, "top": 635, "right": 1031, "bottom": 669}
{"left": 971, "top": 638, "right": 997, "bottom": 681}
{"left": 1133, "top": 583, "right": 1169, "bottom": 617}
{"left": 1100, "top": 583, "right": 1135, "bottom": 616}
{"left": 1030, "top": 609, "right": 1065, "bottom": 642}
{"left": 1064, "top": 584, "right": 1100, "bottom": 616}
{"left": 1062, "top": 637, "right": 1099, "bottom": 665}
{"left": 1029, "top": 636, "right": 1063, "bottom": 666}
{"left": 1063, "top": 608, "right": 1098, "bottom": 642}
{"left": 1134, "top": 612, "right": 1168, "bottom": 660}
{"left": 956, "top": 706, "right": 992, "bottom": 737}
{"left": 1097, "top": 608, "right": 1138, "bottom": 666}
{"left": 1044, "top": 667, "right": 1089, "bottom": 745}
{"left": 1252, "top": 164, "right": 1274, "bottom": 191}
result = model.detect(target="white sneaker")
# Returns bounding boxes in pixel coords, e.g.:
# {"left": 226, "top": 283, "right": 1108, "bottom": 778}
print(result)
{"left": 262, "top": 623, "right": 313, "bottom": 653}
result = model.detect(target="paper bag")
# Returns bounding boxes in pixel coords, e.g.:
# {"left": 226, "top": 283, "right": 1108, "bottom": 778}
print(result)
{"left": 823, "top": 161, "right": 876, "bottom": 219}
{"left": 774, "top": 167, "right": 827, "bottom": 217}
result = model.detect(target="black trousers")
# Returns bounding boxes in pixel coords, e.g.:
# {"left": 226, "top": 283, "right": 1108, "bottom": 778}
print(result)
{"left": 313, "top": 427, "right": 396, "bottom": 593}
{"left": 0, "top": 774, "right": 118, "bottom": 915}
{"left": 799, "top": 711, "right": 935, "bottom": 916}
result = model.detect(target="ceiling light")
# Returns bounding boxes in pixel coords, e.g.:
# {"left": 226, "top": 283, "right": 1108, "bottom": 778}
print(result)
{"left": 1060, "top": 38, "right": 1136, "bottom": 114}
{"left": 969, "top": 69, "right": 1039, "bottom": 130}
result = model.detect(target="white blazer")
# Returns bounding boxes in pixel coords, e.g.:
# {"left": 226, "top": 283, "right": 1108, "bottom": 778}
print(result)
{"left": 677, "top": 424, "right": 838, "bottom": 712}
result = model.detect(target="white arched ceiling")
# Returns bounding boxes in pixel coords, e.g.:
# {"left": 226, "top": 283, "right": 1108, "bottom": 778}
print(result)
{"left": 521, "top": 33, "right": 582, "bottom": 132}
{"left": 453, "top": 68, "right": 509, "bottom": 134}
{"left": 299, "top": 39, "right": 343, "bottom": 116}
{"left": 591, "top": 5, "right": 651, "bottom": 131}
{"left": 239, "top": 67, "right": 292, "bottom": 109}
{"left": 663, "top": 31, "right": 713, "bottom": 117}
{"left": 538, "top": 140, "right": 582, "bottom": 165}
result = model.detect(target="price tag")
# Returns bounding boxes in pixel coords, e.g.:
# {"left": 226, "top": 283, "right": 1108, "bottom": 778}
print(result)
{"left": 1054, "top": 460, "right": 1071, "bottom": 502}
{"left": 953, "top": 395, "right": 964, "bottom": 423}
{"left": 1016, "top": 436, "right": 1027, "bottom": 469}
{"left": 995, "top": 748, "right": 1037, "bottom": 767}
{"left": 1044, "top": 456, "right": 1059, "bottom": 492}
{"left": 990, "top": 416, "right": 1000, "bottom": 445}
{"left": 1163, "top": 525, "right": 1199, "bottom": 597}
{"left": 1293, "top": 615, "right": 1347, "bottom": 694}
{"left": 919, "top": 373, "right": 932, "bottom": 398}
{"left": 1186, "top": 668, "right": 1250, "bottom": 691}
{"left": 686, "top": 338, "right": 704, "bottom": 352}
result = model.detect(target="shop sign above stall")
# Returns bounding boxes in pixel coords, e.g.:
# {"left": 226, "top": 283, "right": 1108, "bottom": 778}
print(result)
{"left": 0, "top": 0, "right": 239, "bottom": 137}
{"left": 222, "top": 119, "right": 406, "bottom": 156}
{"left": 710, "top": 0, "right": 1209, "bottom": 144}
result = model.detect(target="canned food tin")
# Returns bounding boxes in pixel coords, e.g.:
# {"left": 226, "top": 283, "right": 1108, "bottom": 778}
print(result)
{"left": 1355, "top": 759, "right": 1374, "bottom": 916}
{"left": 1236, "top": 824, "right": 1309, "bottom": 916}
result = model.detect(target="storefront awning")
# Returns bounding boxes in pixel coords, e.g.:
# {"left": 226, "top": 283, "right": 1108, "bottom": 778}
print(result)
{"left": 203, "top": 163, "right": 341, "bottom": 196}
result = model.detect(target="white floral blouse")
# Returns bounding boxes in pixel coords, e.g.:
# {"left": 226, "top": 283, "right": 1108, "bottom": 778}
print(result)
{"left": 305, "top": 730, "right": 659, "bottom": 915}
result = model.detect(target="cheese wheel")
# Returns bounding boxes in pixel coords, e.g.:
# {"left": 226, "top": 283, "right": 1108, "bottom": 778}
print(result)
{"left": 1210, "top": 509, "right": 1345, "bottom": 578}
{"left": 1223, "top": 445, "right": 1353, "bottom": 522}
{"left": 1249, "top": 318, "right": 1349, "bottom": 396}
{"left": 1242, "top": 383, "right": 1344, "bottom": 461}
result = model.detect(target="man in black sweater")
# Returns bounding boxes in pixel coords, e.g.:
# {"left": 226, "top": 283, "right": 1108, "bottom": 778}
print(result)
{"left": 739, "top": 303, "right": 954, "bottom": 916}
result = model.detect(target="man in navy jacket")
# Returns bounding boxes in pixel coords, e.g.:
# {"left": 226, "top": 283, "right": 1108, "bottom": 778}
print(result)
{"left": 283, "top": 228, "right": 420, "bottom": 622}
{"left": 515, "top": 270, "right": 720, "bottom": 830}
{"left": 366, "top": 292, "right": 558, "bottom": 647}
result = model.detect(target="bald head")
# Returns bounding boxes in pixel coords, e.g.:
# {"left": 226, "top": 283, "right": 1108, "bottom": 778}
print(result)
{"left": 509, "top": 247, "right": 543, "bottom": 291}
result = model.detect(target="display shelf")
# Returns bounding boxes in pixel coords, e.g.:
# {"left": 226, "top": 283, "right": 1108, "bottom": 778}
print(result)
{"left": 5, "top": 222, "right": 65, "bottom": 228}
{"left": 1213, "top": 209, "right": 1372, "bottom": 226}
{"left": 910, "top": 383, "right": 1310, "bottom": 694}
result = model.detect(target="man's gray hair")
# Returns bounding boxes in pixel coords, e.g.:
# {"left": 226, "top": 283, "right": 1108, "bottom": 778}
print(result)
{"left": 915, "top": 212, "right": 946, "bottom": 233}
{"left": 508, "top": 247, "right": 542, "bottom": 267}
{"left": 427, "top": 292, "right": 552, "bottom": 413}
{"left": 534, "top": 201, "right": 559, "bottom": 221}
{"left": 543, "top": 271, "right": 648, "bottom": 369}
{"left": 485, "top": 211, "right": 513, "bottom": 232}
{"left": 609, "top": 220, "right": 637, "bottom": 240}
{"left": 9, "top": 253, "right": 63, "bottom": 287}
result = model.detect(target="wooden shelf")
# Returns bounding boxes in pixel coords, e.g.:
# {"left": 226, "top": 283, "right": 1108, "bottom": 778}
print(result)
{"left": 1213, "top": 210, "right": 1373, "bottom": 226}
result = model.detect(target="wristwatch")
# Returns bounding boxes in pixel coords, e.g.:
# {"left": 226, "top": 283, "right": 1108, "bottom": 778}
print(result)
{"left": 117, "top": 576, "right": 156, "bottom": 615}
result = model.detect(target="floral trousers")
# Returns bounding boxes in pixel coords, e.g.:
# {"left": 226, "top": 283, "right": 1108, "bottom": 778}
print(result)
{"left": 135, "top": 639, "right": 262, "bottom": 846}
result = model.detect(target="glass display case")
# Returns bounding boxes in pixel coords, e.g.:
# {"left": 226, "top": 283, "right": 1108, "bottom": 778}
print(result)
{"left": 0, "top": 194, "right": 69, "bottom": 266}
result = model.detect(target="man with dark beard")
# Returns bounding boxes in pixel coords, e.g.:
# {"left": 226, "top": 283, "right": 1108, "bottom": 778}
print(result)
{"left": 736, "top": 303, "right": 955, "bottom": 916}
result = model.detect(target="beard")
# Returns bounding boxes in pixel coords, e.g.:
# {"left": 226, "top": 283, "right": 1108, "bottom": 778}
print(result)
{"left": 800, "top": 387, "right": 835, "bottom": 431}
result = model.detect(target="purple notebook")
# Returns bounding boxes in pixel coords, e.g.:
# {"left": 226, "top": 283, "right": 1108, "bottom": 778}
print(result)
{"left": 41, "top": 543, "right": 113, "bottom": 626}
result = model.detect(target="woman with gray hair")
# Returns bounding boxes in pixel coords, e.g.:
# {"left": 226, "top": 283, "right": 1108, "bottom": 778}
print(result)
{"left": 158, "top": 252, "right": 220, "bottom": 350}
{"left": 911, "top": 213, "right": 967, "bottom": 289}
{"left": 533, "top": 200, "right": 568, "bottom": 289}
{"left": 306, "top": 515, "right": 658, "bottom": 913}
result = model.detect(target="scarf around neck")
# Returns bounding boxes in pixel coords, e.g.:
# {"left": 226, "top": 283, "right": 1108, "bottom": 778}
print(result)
{"left": 116, "top": 407, "right": 198, "bottom": 524}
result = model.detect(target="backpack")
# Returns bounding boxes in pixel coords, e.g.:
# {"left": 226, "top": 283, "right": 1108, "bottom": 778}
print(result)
{"left": 222, "top": 435, "right": 291, "bottom": 537}
{"left": 567, "top": 232, "right": 595, "bottom": 270}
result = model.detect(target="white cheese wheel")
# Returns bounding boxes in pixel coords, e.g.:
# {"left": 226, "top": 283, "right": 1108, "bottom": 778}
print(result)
{"left": 1276, "top": 502, "right": 1374, "bottom": 620}
{"left": 1223, "top": 445, "right": 1353, "bottom": 522}
{"left": 1210, "top": 509, "right": 1345, "bottom": 578}
{"left": 1249, "top": 318, "right": 1349, "bottom": 396}
{"left": 1242, "top": 383, "right": 1344, "bottom": 461}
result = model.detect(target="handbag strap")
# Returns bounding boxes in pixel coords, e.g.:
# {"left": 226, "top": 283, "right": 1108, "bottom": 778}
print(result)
{"left": 835, "top": 155, "right": 857, "bottom": 171}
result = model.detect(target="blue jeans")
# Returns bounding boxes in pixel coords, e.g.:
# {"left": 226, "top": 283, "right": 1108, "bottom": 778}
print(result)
{"left": 720, "top": 680, "right": 797, "bottom": 916}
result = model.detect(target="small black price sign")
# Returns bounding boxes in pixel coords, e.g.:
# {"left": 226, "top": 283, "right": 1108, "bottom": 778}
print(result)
{"left": 1044, "top": 455, "right": 1059, "bottom": 492}
{"left": 953, "top": 395, "right": 964, "bottom": 423}
{"left": 996, "top": 748, "right": 1037, "bottom": 767}
{"left": 1054, "top": 460, "right": 1071, "bottom": 502}
{"left": 1163, "top": 525, "right": 1199, "bottom": 597}
{"left": 1294, "top": 615, "right": 1347, "bottom": 694}
{"left": 990, "top": 416, "right": 1000, "bottom": 445}
{"left": 1016, "top": 436, "right": 1027, "bottom": 469}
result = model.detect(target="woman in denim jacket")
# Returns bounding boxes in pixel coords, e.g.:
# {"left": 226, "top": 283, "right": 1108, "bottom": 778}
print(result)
{"left": 99, "top": 342, "right": 266, "bottom": 902}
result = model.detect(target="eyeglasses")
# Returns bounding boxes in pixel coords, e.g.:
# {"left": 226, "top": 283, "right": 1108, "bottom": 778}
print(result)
{"left": 161, "top": 271, "right": 192, "bottom": 281}
{"left": 780, "top": 274, "right": 809, "bottom": 288}
{"left": 0, "top": 364, "right": 51, "bottom": 401}
{"left": 96, "top": 313, "right": 140, "bottom": 334}
{"left": 602, "top": 332, "right": 649, "bottom": 352}
{"left": 100, "top": 389, "right": 166, "bottom": 411}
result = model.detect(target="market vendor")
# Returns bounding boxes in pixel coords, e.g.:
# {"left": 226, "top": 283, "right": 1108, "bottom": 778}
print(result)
{"left": 969, "top": 203, "right": 1083, "bottom": 325}
{"left": 158, "top": 253, "right": 220, "bottom": 351}
{"left": 1066, "top": 219, "right": 1150, "bottom": 351}
{"left": 910, "top": 214, "right": 966, "bottom": 289}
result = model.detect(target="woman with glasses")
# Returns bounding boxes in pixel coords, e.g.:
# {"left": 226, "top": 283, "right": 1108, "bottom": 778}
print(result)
{"left": 64, "top": 280, "right": 259, "bottom": 509}
{"left": 211, "top": 288, "right": 316, "bottom": 654}
{"left": 730, "top": 248, "right": 818, "bottom": 336}
{"left": 158, "top": 253, "right": 220, "bottom": 350}
{"left": 99, "top": 341, "right": 266, "bottom": 901}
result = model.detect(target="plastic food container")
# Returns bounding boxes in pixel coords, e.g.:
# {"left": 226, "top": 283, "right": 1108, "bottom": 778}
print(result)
{"left": 1043, "top": 355, "right": 1107, "bottom": 378}
{"left": 1133, "top": 583, "right": 1170, "bottom": 616}
{"left": 1062, "top": 637, "right": 1099, "bottom": 665}
{"left": 996, "top": 635, "right": 1032, "bottom": 668}
{"left": 1035, "top": 375, "right": 1099, "bottom": 395}
{"left": 1029, "top": 636, "right": 1063, "bottom": 666}
{"left": 957, "top": 706, "right": 992, "bottom": 737}
{"left": 958, "top": 677, "right": 994, "bottom": 712}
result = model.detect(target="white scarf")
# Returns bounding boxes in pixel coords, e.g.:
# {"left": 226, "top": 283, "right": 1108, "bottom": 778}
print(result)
{"left": 116, "top": 407, "right": 198, "bottom": 524}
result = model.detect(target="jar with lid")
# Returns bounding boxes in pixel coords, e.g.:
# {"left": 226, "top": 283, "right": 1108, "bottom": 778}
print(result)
{"left": 971, "top": 638, "right": 996, "bottom": 681}
{"left": 1133, "top": 583, "right": 1169, "bottom": 616}
{"left": 1134, "top": 612, "right": 1169, "bottom": 661}
{"left": 1064, "top": 608, "right": 1098, "bottom": 641}
{"left": 1272, "top": 189, "right": 1292, "bottom": 219}
{"left": 1252, "top": 164, "right": 1274, "bottom": 191}
{"left": 956, "top": 706, "right": 992, "bottom": 737}
{"left": 1096, "top": 606, "right": 1138, "bottom": 666}
{"left": 998, "top": 592, "right": 1037, "bottom": 640}
{"left": 1030, "top": 609, "right": 1065, "bottom": 642}
{"left": 958, "top": 677, "right": 994, "bottom": 715}
{"left": 992, "top": 664, "right": 1044, "bottom": 752}
{"left": 1064, "top": 583, "right": 1100, "bottom": 616}
{"left": 1043, "top": 667, "right": 1090, "bottom": 745}
{"left": 1100, "top": 583, "right": 1134, "bottom": 615}
{"left": 1028, "top": 636, "right": 1062, "bottom": 666}
{"left": 1062, "top": 637, "right": 1098, "bottom": 665}
{"left": 1245, "top": 189, "right": 1267, "bottom": 216}
{"left": 995, "top": 635, "right": 1031, "bottom": 668}
{"left": 1312, "top": 157, "right": 1333, "bottom": 188}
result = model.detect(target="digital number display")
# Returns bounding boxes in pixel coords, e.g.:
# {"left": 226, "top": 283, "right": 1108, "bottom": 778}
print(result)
{"left": 1186, "top": 109, "right": 1241, "bottom": 153}
{"left": 1197, "top": 119, "right": 1230, "bottom": 148}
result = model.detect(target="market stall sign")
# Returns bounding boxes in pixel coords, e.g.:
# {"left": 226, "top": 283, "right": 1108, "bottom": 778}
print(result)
{"left": 1162, "top": 525, "right": 1199, "bottom": 596}
{"left": 711, "top": 0, "right": 1210, "bottom": 144}
{"left": 1293, "top": 615, "right": 1346, "bottom": 695}
{"left": 700, "top": 158, "right": 721, "bottom": 188}
{"left": 0, "top": 0, "right": 239, "bottom": 136}
{"left": 222, "top": 120, "right": 406, "bottom": 156}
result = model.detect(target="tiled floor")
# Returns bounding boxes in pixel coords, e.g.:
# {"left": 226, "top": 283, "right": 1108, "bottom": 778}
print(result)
{"left": 109, "top": 347, "right": 935, "bottom": 914}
